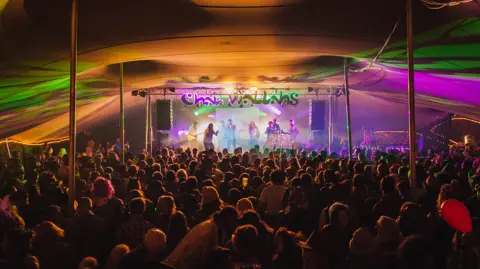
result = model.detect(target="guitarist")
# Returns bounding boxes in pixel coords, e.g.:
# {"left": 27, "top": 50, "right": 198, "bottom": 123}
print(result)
{"left": 188, "top": 121, "right": 199, "bottom": 149}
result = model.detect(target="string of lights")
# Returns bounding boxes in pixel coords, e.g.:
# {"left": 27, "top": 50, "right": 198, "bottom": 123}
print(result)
{"left": 0, "top": 137, "right": 69, "bottom": 146}
{"left": 420, "top": 0, "right": 473, "bottom": 10}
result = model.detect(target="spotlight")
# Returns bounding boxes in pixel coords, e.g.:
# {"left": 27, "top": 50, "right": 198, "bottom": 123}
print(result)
{"left": 225, "top": 87, "right": 234, "bottom": 94}
{"left": 208, "top": 114, "right": 215, "bottom": 118}
{"left": 139, "top": 90, "right": 147, "bottom": 98}
{"left": 194, "top": 111, "right": 199, "bottom": 116}
{"left": 307, "top": 87, "right": 314, "bottom": 92}
{"left": 270, "top": 106, "right": 282, "bottom": 116}
{"left": 131, "top": 90, "right": 139, "bottom": 96}
{"left": 167, "top": 87, "right": 176, "bottom": 93}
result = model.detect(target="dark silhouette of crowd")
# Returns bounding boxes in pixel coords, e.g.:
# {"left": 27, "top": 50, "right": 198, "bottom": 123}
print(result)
{"left": 0, "top": 142, "right": 480, "bottom": 269}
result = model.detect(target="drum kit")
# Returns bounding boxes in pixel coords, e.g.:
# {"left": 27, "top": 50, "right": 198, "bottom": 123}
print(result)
{"left": 264, "top": 131, "right": 296, "bottom": 149}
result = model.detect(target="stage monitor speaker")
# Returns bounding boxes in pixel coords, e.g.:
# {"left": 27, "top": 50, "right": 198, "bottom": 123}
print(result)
{"left": 156, "top": 100, "right": 172, "bottom": 130}
{"left": 311, "top": 100, "right": 326, "bottom": 131}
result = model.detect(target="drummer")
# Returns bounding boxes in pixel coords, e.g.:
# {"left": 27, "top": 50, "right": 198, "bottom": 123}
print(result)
{"left": 265, "top": 121, "right": 275, "bottom": 138}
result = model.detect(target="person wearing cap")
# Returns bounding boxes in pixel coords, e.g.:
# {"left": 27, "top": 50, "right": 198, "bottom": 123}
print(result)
{"left": 119, "top": 229, "right": 173, "bottom": 269}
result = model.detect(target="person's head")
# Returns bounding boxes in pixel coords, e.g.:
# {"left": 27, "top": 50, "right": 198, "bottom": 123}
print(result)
{"left": 213, "top": 206, "right": 238, "bottom": 234}
{"left": 202, "top": 186, "right": 221, "bottom": 208}
{"left": 349, "top": 227, "right": 377, "bottom": 257}
{"left": 273, "top": 118, "right": 277, "bottom": 124}
{"left": 105, "top": 244, "right": 130, "bottom": 269}
{"left": 169, "top": 211, "right": 189, "bottom": 235}
{"left": 397, "top": 202, "right": 428, "bottom": 237}
{"left": 193, "top": 121, "right": 198, "bottom": 127}
{"left": 437, "top": 183, "right": 456, "bottom": 210}
{"left": 268, "top": 121, "right": 273, "bottom": 127}
{"left": 398, "top": 235, "right": 432, "bottom": 269}
{"left": 77, "top": 197, "right": 93, "bottom": 213}
{"left": 381, "top": 176, "right": 396, "bottom": 196}
{"left": 353, "top": 163, "right": 364, "bottom": 175}
{"left": 376, "top": 216, "right": 401, "bottom": 245}
{"left": 328, "top": 202, "right": 350, "bottom": 228}
{"left": 144, "top": 229, "right": 167, "bottom": 254}
{"left": 78, "top": 257, "right": 98, "bottom": 269}
{"left": 93, "top": 177, "right": 115, "bottom": 199}
{"left": 185, "top": 176, "right": 198, "bottom": 192}
{"left": 157, "top": 195, "right": 176, "bottom": 216}
{"left": 270, "top": 170, "right": 285, "bottom": 185}
{"left": 127, "top": 165, "right": 138, "bottom": 177}
{"left": 232, "top": 225, "right": 258, "bottom": 256}
{"left": 289, "top": 119, "right": 294, "bottom": 126}
{"left": 274, "top": 227, "right": 299, "bottom": 254}
{"left": 227, "top": 188, "right": 242, "bottom": 206}
{"left": 128, "top": 197, "right": 146, "bottom": 216}
{"left": 208, "top": 123, "right": 214, "bottom": 130}
{"left": 176, "top": 169, "right": 188, "bottom": 182}
{"left": 33, "top": 221, "right": 64, "bottom": 245}
{"left": 236, "top": 198, "right": 254, "bottom": 217}
{"left": 228, "top": 119, "right": 232, "bottom": 124}
{"left": 220, "top": 120, "right": 225, "bottom": 126}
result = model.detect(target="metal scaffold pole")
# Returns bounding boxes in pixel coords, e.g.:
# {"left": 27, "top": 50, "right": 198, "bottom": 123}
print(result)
{"left": 344, "top": 57, "right": 353, "bottom": 160}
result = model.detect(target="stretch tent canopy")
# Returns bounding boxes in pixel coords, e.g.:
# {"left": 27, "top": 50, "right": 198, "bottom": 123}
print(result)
{"left": 0, "top": 0, "right": 479, "bottom": 143}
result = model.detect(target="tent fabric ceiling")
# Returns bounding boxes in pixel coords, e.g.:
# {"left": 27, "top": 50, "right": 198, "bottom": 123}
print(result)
{"left": 0, "top": 0, "right": 479, "bottom": 141}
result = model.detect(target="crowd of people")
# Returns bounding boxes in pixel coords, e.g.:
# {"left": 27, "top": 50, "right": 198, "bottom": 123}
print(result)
{"left": 0, "top": 141, "right": 480, "bottom": 269}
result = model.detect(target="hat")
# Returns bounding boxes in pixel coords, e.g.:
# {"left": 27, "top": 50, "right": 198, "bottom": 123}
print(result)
{"left": 202, "top": 186, "right": 220, "bottom": 204}
{"left": 349, "top": 228, "right": 377, "bottom": 256}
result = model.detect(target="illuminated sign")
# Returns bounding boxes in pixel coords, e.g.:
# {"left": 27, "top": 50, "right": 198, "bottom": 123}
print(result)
{"left": 181, "top": 91, "right": 299, "bottom": 107}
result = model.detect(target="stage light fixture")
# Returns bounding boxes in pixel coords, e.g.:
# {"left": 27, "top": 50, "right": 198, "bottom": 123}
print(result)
{"left": 167, "top": 87, "right": 176, "bottom": 93}
{"left": 307, "top": 87, "right": 314, "bottom": 92}
{"left": 225, "top": 87, "right": 234, "bottom": 94}
{"left": 131, "top": 90, "right": 139, "bottom": 96}
{"left": 139, "top": 90, "right": 147, "bottom": 98}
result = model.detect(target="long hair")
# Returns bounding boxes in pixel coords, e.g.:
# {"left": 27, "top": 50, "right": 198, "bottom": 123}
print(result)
{"left": 93, "top": 177, "right": 115, "bottom": 198}
{"left": 33, "top": 221, "right": 64, "bottom": 246}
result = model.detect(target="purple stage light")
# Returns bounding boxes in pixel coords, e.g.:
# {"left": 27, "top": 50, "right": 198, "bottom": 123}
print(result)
{"left": 178, "top": 130, "right": 188, "bottom": 136}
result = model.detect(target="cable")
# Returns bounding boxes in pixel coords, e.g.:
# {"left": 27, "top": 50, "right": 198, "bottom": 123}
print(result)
{"left": 349, "top": 6, "right": 406, "bottom": 73}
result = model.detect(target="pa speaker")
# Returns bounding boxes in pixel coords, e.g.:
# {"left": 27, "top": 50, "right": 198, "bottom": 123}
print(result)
{"left": 156, "top": 100, "right": 172, "bottom": 130}
{"left": 311, "top": 100, "right": 326, "bottom": 131}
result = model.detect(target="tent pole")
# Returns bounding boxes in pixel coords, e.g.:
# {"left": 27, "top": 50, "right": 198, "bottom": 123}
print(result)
{"left": 407, "top": 0, "right": 416, "bottom": 185}
{"left": 148, "top": 93, "right": 153, "bottom": 156}
{"left": 120, "top": 63, "right": 125, "bottom": 164}
{"left": 344, "top": 57, "right": 353, "bottom": 161}
{"left": 68, "top": 0, "right": 78, "bottom": 209}
{"left": 145, "top": 94, "right": 149, "bottom": 154}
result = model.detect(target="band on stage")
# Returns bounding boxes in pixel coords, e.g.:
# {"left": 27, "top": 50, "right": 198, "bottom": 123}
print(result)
{"left": 186, "top": 118, "right": 299, "bottom": 150}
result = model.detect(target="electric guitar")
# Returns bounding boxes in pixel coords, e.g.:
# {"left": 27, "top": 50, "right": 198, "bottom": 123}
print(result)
{"left": 187, "top": 132, "right": 205, "bottom": 142}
